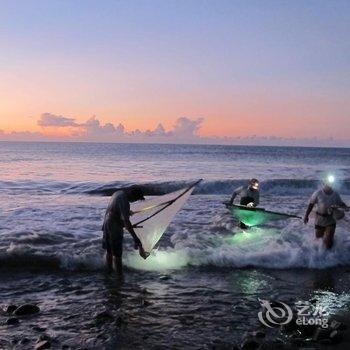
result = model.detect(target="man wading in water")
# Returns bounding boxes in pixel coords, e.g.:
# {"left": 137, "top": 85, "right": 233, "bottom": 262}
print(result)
{"left": 102, "top": 185, "right": 147, "bottom": 276}
{"left": 229, "top": 178, "right": 260, "bottom": 229}
{"left": 304, "top": 176, "right": 348, "bottom": 249}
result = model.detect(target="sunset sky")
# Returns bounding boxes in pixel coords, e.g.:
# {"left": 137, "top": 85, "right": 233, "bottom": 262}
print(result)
{"left": 1, "top": 0, "right": 349, "bottom": 145}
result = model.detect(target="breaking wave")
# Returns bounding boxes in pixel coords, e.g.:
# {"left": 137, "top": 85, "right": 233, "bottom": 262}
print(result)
{"left": 1, "top": 177, "right": 350, "bottom": 273}
{"left": 2, "top": 217, "right": 350, "bottom": 272}
{"left": 1, "top": 178, "right": 350, "bottom": 196}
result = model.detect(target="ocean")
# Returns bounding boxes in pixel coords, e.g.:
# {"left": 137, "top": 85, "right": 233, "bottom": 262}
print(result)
{"left": 1, "top": 141, "right": 350, "bottom": 349}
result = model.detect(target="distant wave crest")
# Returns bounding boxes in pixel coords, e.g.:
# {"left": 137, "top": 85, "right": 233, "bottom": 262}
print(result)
{"left": 1, "top": 178, "right": 350, "bottom": 196}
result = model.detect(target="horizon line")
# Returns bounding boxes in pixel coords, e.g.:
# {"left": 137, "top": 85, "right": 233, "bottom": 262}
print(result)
{"left": 0, "top": 139, "right": 349, "bottom": 150}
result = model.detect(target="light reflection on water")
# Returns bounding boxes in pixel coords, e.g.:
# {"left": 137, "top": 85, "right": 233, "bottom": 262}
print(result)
{"left": 125, "top": 250, "right": 190, "bottom": 271}
{"left": 1, "top": 267, "right": 350, "bottom": 348}
{"left": 311, "top": 291, "right": 350, "bottom": 316}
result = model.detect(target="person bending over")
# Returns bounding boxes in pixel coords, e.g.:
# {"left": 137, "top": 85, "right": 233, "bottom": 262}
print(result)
{"left": 229, "top": 178, "right": 260, "bottom": 228}
{"left": 102, "top": 185, "right": 147, "bottom": 276}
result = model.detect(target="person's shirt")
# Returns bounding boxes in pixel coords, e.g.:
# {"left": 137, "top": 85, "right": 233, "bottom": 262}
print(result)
{"left": 104, "top": 190, "right": 130, "bottom": 227}
{"left": 309, "top": 189, "right": 344, "bottom": 215}
{"left": 231, "top": 186, "right": 260, "bottom": 206}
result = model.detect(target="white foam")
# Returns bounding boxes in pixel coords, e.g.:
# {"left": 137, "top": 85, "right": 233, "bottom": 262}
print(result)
{"left": 173, "top": 219, "right": 350, "bottom": 269}
{"left": 125, "top": 250, "right": 189, "bottom": 271}
{"left": 1, "top": 192, "right": 350, "bottom": 272}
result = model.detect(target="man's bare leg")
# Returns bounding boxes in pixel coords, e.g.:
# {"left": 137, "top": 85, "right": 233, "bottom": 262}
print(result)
{"left": 106, "top": 252, "right": 113, "bottom": 272}
{"left": 114, "top": 256, "right": 123, "bottom": 276}
{"left": 315, "top": 227, "right": 325, "bottom": 239}
{"left": 323, "top": 227, "right": 335, "bottom": 250}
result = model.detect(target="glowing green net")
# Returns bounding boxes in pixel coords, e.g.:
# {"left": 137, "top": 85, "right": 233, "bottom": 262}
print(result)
{"left": 229, "top": 205, "right": 300, "bottom": 227}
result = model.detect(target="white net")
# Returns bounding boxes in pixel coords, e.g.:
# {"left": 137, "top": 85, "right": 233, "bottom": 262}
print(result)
{"left": 130, "top": 185, "right": 196, "bottom": 254}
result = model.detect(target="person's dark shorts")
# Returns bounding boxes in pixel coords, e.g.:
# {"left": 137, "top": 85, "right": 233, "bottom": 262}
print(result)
{"left": 102, "top": 221, "right": 124, "bottom": 257}
{"left": 315, "top": 223, "right": 336, "bottom": 230}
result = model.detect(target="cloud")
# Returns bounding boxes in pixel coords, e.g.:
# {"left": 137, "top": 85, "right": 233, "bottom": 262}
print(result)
{"left": 84, "top": 116, "right": 125, "bottom": 136}
{"left": 38, "top": 113, "right": 80, "bottom": 127}
{"left": 38, "top": 114, "right": 204, "bottom": 141}
{"left": 134, "top": 117, "right": 204, "bottom": 139}
{"left": 173, "top": 117, "right": 204, "bottom": 137}
{"left": 145, "top": 123, "right": 171, "bottom": 137}
{"left": 1, "top": 113, "right": 349, "bottom": 147}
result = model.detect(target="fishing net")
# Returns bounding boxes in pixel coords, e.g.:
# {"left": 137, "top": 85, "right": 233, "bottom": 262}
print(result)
{"left": 229, "top": 205, "right": 300, "bottom": 227}
{"left": 131, "top": 183, "right": 197, "bottom": 253}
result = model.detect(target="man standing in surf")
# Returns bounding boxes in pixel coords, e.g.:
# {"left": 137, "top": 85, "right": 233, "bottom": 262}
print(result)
{"left": 229, "top": 178, "right": 260, "bottom": 229}
{"left": 304, "top": 176, "right": 349, "bottom": 249}
{"left": 102, "top": 185, "right": 147, "bottom": 276}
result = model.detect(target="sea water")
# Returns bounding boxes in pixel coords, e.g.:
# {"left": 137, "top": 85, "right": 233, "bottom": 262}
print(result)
{"left": 0, "top": 142, "right": 350, "bottom": 348}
